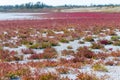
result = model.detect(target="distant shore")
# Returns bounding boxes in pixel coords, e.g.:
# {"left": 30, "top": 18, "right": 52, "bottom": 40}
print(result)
{"left": 1, "top": 6, "right": 120, "bottom": 13}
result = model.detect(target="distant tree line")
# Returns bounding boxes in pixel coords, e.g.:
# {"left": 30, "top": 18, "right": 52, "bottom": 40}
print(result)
{"left": 0, "top": 1, "right": 120, "bottom": 10}
{"left": 90, "top": 4, "right": 120, "bottom": 8}
{"left": 58, "top": 4, "right": 120, "bottom": 8}
{"left": 0, "top": 2, "right": 52, "bottom": 10}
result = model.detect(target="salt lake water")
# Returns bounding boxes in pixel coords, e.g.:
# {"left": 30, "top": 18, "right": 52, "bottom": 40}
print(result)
{"left": 0, "top": 12, "right": 43, "bottom": 20}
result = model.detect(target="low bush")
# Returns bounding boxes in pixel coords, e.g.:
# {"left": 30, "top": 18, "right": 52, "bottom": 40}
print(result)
{"left": 56, "top": 67, "right": 70, "bottom": 74}
{"left": 27, "top": 60, "right": 58, "bottom": 68}
{"left": 111, "top": 36, "right": 120, "bottom": 41}
{"left": 99, "top": 39, "right": 112, "bottom": 45}
{"left": 95, "top": 53, "right": 109, "bottom": 60}
{"left": 0, "top": 50, "right": 23, "bottom": 61}
{"left": 61, "top": 50, "right": 74, "bottom": 56}
{"left": 29, "top": 48, "right": 58, "bottom": 59}
{"left": 72, "top": 56, "right": 93, "bottom": 65}
{"left": 65, "top": 62, "right": 82, "bottom": 68}
{"left": 67, "top": 46, "right": 73, "bottom": 49}
{"left": 60, "top": 38, "right": 69, "bottom": 43}
{"left": 21, "top": 49, "right": 35, "bottom": 54}
{"left": 92, "top": 63, "right": 108, "bottom": 72}
{"left": 91, "top": 42, "right": 104, "bottom": 49}
{"left": 40, "top": 42, "right": 52, "bottom": 49}
{"left": 28, "top": 43, "right": 40, "bottom": 49}
{"left": 113, "top": 40, "right": 120, "bottom": 46}
{"left": 78, "top": 41, "right": 85, "bottom": 44}
{"left": 37, "top": 72, "right": 59, "bottom": 80}
{"left": 105, "top": 60, "right": 115, "bottom": 66}
{"left": 110, "top": 51, "right": 120, "bottom": 57}
{"left": 29, "top": 52, "right": 57, "bottom": 59}
{"left": 77, "top": 72, "right": 101, "bottom": 80}
{"left": 84, "top": 36, "right": 94, "bottom": 42}
{"left": 76, "top": 47, "right": 95, "bottom": 58}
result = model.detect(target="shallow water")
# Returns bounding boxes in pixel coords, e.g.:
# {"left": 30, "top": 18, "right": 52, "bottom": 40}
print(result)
{"left": 0, "top": 12, "right": 43, "bottom": 20}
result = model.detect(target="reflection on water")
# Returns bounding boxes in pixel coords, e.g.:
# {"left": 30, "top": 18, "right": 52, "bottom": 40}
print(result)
{"left": 0, "top": 13, "right": 43, "bottom": 20}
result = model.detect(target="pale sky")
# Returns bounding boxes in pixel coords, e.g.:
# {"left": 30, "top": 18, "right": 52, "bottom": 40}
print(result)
{"left": 0, "top": 0, "right": 120, "bottom": 6}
